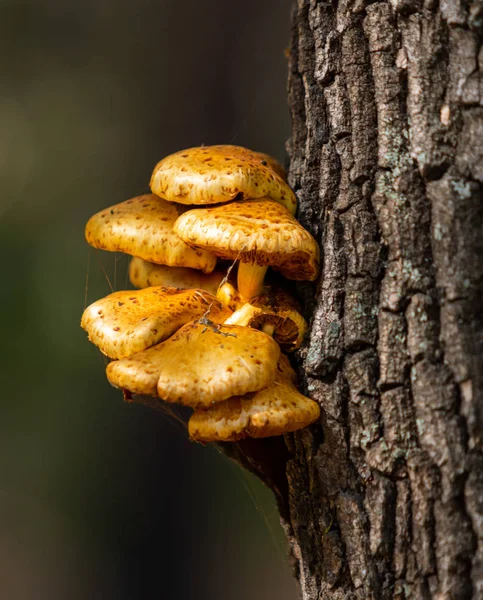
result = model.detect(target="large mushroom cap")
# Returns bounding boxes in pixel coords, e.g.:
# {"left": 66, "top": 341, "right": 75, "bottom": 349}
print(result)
{"left": 81, "top": 287, "right": 231, "bottom": 359}
{"left": 150, "top": 145, "right": 297, "bottom": 214}
{"left": 129, "top": 257, "right": 224, "bottom": 294}
{"left": 188, "top": 355, "right": 320, "bottom": 442}
{"left": 106, "top": 320, "right": 280, "bottom": 406}
{"left": 174, "top": 198, "right": 320, "bottom": 281}
{"left": 85, "top": 194, "right": 216, "bottom": 273}
{"left": 224, "top": 288, "right": 307, "bottom": 352}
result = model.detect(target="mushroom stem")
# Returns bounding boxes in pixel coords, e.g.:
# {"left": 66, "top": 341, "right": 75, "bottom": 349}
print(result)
{"left": 237, "top": 263, "right": 267, "bottom": 301}
{"left": 262, "top": 323, "right": 276, "bottom": 337}
{"left": 224, "top": 303, "right": 261, "bottom": 326}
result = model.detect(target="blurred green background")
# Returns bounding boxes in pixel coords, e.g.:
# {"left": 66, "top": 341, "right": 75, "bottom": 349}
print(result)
{"left": 0, "top": 0, "right": 298, "bottom": 598}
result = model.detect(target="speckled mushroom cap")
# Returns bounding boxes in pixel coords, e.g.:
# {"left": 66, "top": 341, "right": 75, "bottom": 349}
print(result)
{"left": 253, "top": 151, "right": 287, "bottom": 181}
{"left": 85, "top": 194, "right": 216, "bottom": 273}
{"left": 150, "top": 145, "right": 297, "bottom": 214}
{"left": 224, "top": 289, "right": 307, "bottom": 352}
{"left": 106, "top": 343, "right": 165, "bottom": 397}
{"left": 106, "top": 320, "right": 280, "bottom": 405}
{"left": 173, "top": 199, "right": 320, "bottom": 281}
{"left": 129, "top": 257, "right": 224, "bottom": 294}
{"left": 81, "top": 287, "right": 231, "bottom": 359}
{"left": 188, "top": 355, "right": 320, "bottom": 442}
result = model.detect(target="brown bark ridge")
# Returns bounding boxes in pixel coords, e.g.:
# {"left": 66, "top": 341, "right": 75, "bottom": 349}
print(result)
{"left": 283, "top": 1, "right": 483, "bottom": 598}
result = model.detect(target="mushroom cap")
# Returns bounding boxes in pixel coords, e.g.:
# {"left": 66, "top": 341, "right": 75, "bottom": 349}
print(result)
{"left": 252, "top": 151, "right": 287, "bottom": 181}
{"left": 106, "top": 320, "right": 280, "bottom": 405}
{"left": 188, "top": 355, "right": 320, "bottom": 442}
{"left": 150, "top": 145, "right": 297, "bottom": 214}
{"left": 85, "top": 194, "right": 216, "bottom": 273}
{"left": 106, "top": 343, "right": 163, "bottom": 397}
{"left": 81, "top": 286, "right": 231, "bottom": 359}
{"left": 174, "top": 199, "right": 320, "bottom": 281}
{"left": 129, "top": 257, "right": 224, "bottom": 294}
{"left": 224, "top": 289, "right": 307, "bottom": 352}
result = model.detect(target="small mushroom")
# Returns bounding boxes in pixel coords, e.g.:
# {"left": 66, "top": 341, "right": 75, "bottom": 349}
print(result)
{"left": 188, "top": 355, "right": 320, "bottom": 442}
{"left": 215, "top": 282, "right": 247, "bottom": 312}
{"left": 174, "top": 198, "right": 320, "bottom": 300}
{"left": 106, "top": 320, "right": 280, "bottom": 404}
{"left": 81, "top": 287, "right": 231, "bottom": 359}
{"left": 150, "top": 145, "right": 297, "bottom": 214}
{"left": 224, "top": 288, "right": 307, "bottom": 351}
{"left": 129, "top": 257, "right": 224, "bottom": 294}
{"left": 85, "top": 194, "right": 216, "bottom": 273}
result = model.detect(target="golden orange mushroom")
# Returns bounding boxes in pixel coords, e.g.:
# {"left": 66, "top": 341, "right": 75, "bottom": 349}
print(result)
{"left": 81, "top": 287, "right": 231, "bottom": 359}
{"left": 106, "top": 320, "right": 280, "bottom": 405}
{"left": 215, "top": 282, "right": 247, "bottom": 312}
{"left": 150, "top": 145, "right": 297, "bottom": 214}
{"left": 188, "top": 355, "right": 320, "bottom": 442}
{"left": 224, "top": 288, "right": 307, "bottom": 352}
{"left": 85, "top": 194, "right": 216, "bottom": 273}
{"left": 174, "top": 198, "right": 320, "bottom": 300}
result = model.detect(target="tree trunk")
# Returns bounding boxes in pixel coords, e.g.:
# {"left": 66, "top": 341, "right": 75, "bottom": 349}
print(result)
{"left": 282, "top": 1, "right": 483, "bottom": 598}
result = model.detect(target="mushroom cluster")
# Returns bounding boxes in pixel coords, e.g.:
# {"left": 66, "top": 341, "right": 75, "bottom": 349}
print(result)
{"left": 81, "top": 145, "right": 320, "bottom": 442}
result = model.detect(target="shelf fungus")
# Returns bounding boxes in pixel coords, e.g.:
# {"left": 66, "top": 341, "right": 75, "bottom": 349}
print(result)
{"left": 150, "top": 145, "right": 297, "bottom": 214}
{"left": 129, "top": 257, "right": 224, "bottom": 294}
{"left": 85, "top": 194, "right": 216, "bottom": 272}
{"left": 81, "top": 287, "right": 231, "bottom": 359}
{"left": 82, "top": 144, "right": 321, "bottom": 442}
{"left": 106, "top": 321, "right": 280, "bottom": 405}
{"left": 188, "top": 356, "right": 320, "bottom": 442}
{"left": 174, "top": 198, "right": 320, "bottom": 300}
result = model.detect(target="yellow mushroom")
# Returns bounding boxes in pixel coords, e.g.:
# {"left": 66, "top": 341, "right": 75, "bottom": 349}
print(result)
{"left": 81, "top": 287, "right": 231, "bottom": 359}
{"left": 150, "top": 145, "right": 297, "bottom": 214}
{"left": 129, "top": 257, "right": 224, "bottom": 293}
{"left": 215, "top": 282, "right": 247, "bottom": 312}
{"left": 106, "top": 320, "right": 280, "bottom": 404}
{"left": 174, "top": 198, "right": 320, "bottom": 300}
{"left": 85, "top": 194, "right": 216, "bottom": 273}
{"left": 224, "top": 288, "right": 307, "bottom": 351}
{"left": 188, "top": 355, "right": 320, "bottom": 442}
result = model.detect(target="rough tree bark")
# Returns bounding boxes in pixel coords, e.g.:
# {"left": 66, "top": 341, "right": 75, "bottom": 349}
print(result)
{"left": 280, "top": 1, "right": 483, "bottom": 599}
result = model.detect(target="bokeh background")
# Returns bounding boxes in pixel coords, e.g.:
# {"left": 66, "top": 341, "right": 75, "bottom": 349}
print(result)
{"left": 0, "top": 0, "right": 298, "bottom": 598}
